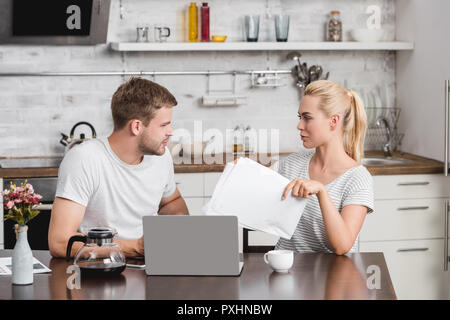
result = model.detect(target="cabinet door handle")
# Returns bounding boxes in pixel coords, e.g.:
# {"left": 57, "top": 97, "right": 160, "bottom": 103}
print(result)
{"left": 397, "top": 248, "right": 429, "bottom": 252}
{"left": 175, "top": 182, "right": 181, "bottom": 185}
{"left": 445, "top": 80, "right": 449, "bottom": 177}
{"left": 397, "top": 206, "right": 429, "bottom": 211}
{"left": 397, "top": 182, "right": 430, "bottom": 186}
{"left": 445, "top": 200, "right": 449, "bottom": 271}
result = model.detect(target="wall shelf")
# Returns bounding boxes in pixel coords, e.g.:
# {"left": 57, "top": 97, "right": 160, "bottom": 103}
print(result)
{"left": 110, "top": 41, "right": 414, "bottom": 52}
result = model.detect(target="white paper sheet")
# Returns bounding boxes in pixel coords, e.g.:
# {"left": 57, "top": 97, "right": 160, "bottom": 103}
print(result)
{"left": 0, "top": 257, "right": 52, "bottom": 275}
{"left": 202, "top": 158, "right": 307, "bottom": 239}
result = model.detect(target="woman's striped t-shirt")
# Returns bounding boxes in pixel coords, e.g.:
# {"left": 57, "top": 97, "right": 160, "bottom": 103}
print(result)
{"left": 274, "top": 149, "right": 374, "bottom": 253}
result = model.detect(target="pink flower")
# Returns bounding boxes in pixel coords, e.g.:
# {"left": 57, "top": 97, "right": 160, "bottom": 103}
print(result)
{"left": 14, "top": 198, "right": 22, "bottom": 204}
{"left": 1, "top": 189, "right": 9, "bottom": 196}
{"left": 35, "top": 194, "right": 42, "bottom": 200}
{"left": 6, "top": 201, "right": 14, "bottom": 209}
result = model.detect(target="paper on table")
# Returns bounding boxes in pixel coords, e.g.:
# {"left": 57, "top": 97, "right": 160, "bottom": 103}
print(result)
{"left": 0, "top": 257, "right": 51, "bottom": 275}
{"left": 202, "top": 157, "right": 307, "bottom": 239}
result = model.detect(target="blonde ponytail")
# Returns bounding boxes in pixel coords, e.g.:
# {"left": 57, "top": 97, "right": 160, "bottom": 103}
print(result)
{"left": 345, "top": 90, "right": 367, "bottom": 164}
{"left": 304, "top": 81, "right": 368, "bottom": 163}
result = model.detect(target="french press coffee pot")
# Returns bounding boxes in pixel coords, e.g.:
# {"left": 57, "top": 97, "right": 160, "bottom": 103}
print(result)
{"left": 66, "top": 227, "right": 126, "bottom": 276}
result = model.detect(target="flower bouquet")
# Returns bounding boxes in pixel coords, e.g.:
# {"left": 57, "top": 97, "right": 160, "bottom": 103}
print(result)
{"left": 2, "top": 180, "right": 42, "bottom": 226}
{"left": 2, "top": 179, "right": 42, "bottom": 285}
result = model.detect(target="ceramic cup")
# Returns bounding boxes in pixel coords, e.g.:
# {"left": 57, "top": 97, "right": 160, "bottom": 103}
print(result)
{"left": 154, "top": 26, "right": 171, "bottom": 42}
{"left": 263, "top": 249, "right": 294, "bottom": 273}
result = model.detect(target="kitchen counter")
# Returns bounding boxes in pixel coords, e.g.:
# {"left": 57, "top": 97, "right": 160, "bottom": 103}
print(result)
{"left": 0, "top": 151, "right": 444, "bottom": 178}
{"left": 0, "top": 250, "right": 396, "bottom": 300}
{"left": 364, "top": 150, "right": 444, "bottom": 175}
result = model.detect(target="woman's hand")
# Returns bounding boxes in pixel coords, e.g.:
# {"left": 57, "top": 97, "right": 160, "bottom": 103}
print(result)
{"left": 282, "top": 179, "right": 325, "bottom": 200}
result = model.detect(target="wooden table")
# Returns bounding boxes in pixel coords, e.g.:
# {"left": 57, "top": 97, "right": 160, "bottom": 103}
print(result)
{"left": 0, "top": 250, "right": 396, "bottom": 300}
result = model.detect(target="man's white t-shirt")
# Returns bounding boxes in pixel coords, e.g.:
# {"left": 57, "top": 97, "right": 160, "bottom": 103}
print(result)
{"left": 55, "top": 137, "right": 176, "bottom": 240}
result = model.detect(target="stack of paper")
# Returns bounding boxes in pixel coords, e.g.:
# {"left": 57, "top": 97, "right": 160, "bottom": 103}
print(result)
{"left": 202, "top": 157, "right": 307, "bottom": 239}
{"left": 0, "top": 257, "right": 51, "bottom": 275}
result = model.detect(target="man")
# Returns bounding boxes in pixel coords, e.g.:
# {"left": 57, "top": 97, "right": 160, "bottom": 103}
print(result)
{"left": 48, "top": 77, "right": 189, "bottom": 258}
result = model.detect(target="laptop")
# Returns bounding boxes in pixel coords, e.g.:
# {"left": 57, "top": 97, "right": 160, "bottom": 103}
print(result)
{"left": 142, "top": 215, "right": 244, "bottom": 276}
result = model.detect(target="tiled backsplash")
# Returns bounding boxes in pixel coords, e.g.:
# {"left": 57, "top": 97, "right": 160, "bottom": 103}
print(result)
{"left": 0, "top": 0, "right": 396, "bottom": 157}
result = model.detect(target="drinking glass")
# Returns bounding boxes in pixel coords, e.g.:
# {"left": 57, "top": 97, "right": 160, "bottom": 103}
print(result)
{"left": 136, "top": 27, "right": 149, "bottom": 42}
{"left": 245, "top": 15, "right": 260, "bottom": 42}
{"left": 275, "top": 15, "right": 290, "bottom": 42}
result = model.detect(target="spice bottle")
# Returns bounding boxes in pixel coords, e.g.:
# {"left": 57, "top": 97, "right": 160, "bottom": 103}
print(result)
{"left": 201, "top": 3, "right": 210, "bottom": 42}
{"left": 233, "top": 125, "right": 244, "bottom": 153}
{"left": 327, "top": 10, "right": 342, "bottom": 42}
{"left": 244, "top": 125, "right": 253, "bottom": 153}
{"left": 188, "top": 2, "right": 198, "bottom": 42}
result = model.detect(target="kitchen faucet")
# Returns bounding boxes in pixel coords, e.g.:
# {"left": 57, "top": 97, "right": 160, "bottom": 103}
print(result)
{"left": 375, "top": 116, "right": 393, "bottom": 157}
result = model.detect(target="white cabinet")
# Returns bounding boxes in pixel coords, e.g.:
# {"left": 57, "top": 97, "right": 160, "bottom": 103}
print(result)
{"left": 360, "top": 198, "right": 445, "bottom": 241}
{"left": 360, "top": 239, "right": 448, "bottom": 300}
{"left": 359, "top": 174, "right": 450, "bottom": 299}
{"left": 174, "top": 173, "right": 203, "bottom": 198}
{"left": 373, "top": 174, "right": 450, "bottom": 200}
{"left": 396, "top": 0, "right": 450, "bottom": 161}
{"left": 393, "top": 1, "right": 450, "bottom": 298}
{"left": 175, "top": 173, "right": 205, "bottom": 214}
{"left": 203, "top": 172, "right": 222, "bottom": 197}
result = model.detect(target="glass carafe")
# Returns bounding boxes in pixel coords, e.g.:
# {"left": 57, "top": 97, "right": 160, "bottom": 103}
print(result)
{"left": 66, "top": 227, "right": 126, "bottom": 276}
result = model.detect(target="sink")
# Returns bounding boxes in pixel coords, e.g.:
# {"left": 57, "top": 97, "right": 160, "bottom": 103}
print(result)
{"left": 362, "top": 157, "right": 413, "bottom": 167}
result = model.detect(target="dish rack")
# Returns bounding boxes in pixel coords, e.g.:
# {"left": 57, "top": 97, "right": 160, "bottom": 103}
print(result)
{"left": 364, "top": 107, "right": 404, "bottom": 152}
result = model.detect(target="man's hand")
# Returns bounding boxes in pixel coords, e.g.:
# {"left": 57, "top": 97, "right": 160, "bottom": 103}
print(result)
{"left": 136, "top": 236, "right": 145, "bottom": 256}
{"left": 282, "top": 179, "right": 325, "bottom": 200}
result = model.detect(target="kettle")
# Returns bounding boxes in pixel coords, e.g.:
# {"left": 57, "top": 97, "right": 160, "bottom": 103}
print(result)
{"left": 66, "top": 227, "right": 126, "bottom": 276}
{"left": 60, "top": 121, "right": 97, "bottom": 153}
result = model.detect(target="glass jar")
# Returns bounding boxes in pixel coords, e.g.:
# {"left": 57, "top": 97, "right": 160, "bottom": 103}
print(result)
{"left": 327, "top": 10, "right": 342, "bottom": 42}
{"left": 188, "top": 2, "right": 198, "bottom": 42}
{"left": 244, "top": 125, "right": 254, "bottom": 153}
{"left": 201, "top": 3, "right": 210, "bottom": 42}
{"left": 233, "top": 125, "right": 244, "bottom": 153}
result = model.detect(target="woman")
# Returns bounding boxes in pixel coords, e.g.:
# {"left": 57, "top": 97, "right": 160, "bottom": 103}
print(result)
{"left": 275, "top": 80, "right": 374, "bottom": 255}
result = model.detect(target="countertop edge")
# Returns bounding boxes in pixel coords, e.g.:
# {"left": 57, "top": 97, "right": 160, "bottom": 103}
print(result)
{"left": 0, "top": 151, "right": 444, "bottom": 178}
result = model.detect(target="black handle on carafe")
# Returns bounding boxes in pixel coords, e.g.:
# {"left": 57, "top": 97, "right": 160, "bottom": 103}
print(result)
{"left": 66, "top": 235, "right": 88, "bottom": 261}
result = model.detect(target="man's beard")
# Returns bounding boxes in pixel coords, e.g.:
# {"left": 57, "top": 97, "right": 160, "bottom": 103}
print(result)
{"left": 138, "top": 134, "right": 166, "bottom": 156}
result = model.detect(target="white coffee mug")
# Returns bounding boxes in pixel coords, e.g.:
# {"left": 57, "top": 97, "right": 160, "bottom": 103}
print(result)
{"left": 264, "top": 250, "right": 294, "bottom": 273}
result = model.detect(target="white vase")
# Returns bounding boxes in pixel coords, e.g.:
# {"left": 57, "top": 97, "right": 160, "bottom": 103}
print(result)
{"left": 12, "top": 225, "right": 33, "bottom": 285}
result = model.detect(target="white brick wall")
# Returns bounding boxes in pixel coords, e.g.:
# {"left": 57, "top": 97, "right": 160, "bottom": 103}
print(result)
{"left": 0, "top": 0, "right": 396, "bottom": 157}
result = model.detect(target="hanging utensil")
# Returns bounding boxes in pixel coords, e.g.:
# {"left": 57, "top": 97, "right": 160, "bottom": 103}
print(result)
{"left": 316, "top": 66, "right": 323, "bottom": 80}
{"left": 308, "top": 65, "right": 317, "bottom": 83}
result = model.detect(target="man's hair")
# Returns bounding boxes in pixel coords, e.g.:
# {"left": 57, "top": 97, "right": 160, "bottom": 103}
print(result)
{"left": 111, "top": 77, "right": 178, "bottom": 130}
